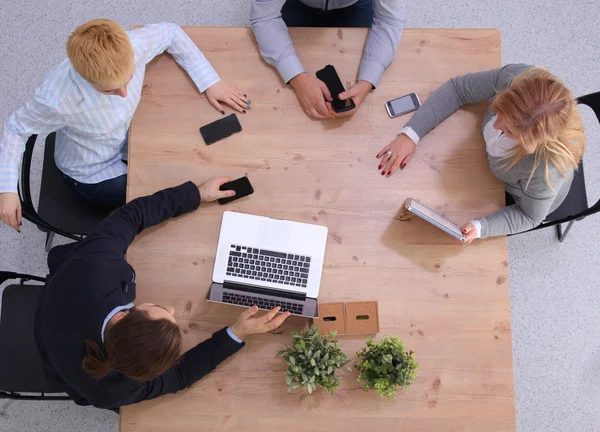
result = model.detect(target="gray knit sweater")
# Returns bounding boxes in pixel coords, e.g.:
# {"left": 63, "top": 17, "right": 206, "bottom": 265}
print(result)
{"left": 405, "top": 64, "right": 573, "bottom": 238}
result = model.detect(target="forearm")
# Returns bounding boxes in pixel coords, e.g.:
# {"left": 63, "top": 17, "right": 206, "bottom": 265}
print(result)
{"left": 0, "top": 125, "right": 28, "bottom": 193}
{"left": 0, "top": 98, "right": 65, "bottom": 193}
{"left": 0, "top": 159, "right": 21, "bottom": 194}
{"left": 166, "top": 25, "right": 221, "bottom": 92}
{"left": 80, "top": 181, "right": 201, "bottom": 255}
{"left": 404, "top": 79, "right": 469, "bottom": 140}
{"left": 357, "top": 0, "right": 406, "bottom": 87}
{"left": 475, "top": 169, "right": 561, "bottom": 238}
{"left": 476, "top": 204, "right": 541, "bottom": 238}
{"left": 172, "top": 327, "right": 244, "bottom": 389}
{"left": 121, "top": 327, "right": 244, "bottom": 406}
{"left": 405, "top": 64, "right": 532, "bottom": 141}
{"left": 250, "top": 0, "right": 304, "bottom": 83}
{"left": 135, "top": 23, "right": 220, "bottom": 93}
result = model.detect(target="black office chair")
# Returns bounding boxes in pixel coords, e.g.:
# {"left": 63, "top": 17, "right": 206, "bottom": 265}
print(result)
{"left": 509, "top": 91, "right": 600, "bottom": 242}
{"left": 18, "top": 133, "right": 112, "bottom": 251}
{"left": 0, "top": 271, "right": 70, "bottom": 400}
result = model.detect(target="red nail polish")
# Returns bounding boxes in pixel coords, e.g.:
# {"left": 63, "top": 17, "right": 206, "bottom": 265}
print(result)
{"left": 381, "top": 171, "right": 385, "bottom": 176}
{"left": 387, "top": 171, "right": 391, "bottom": 176}
{"left": 378, "top": 165, "right": 382, "bottom": 169}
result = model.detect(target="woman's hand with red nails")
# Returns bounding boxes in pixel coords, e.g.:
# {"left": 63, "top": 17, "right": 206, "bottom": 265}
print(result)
{"left": 376, "top": 133, "right": 416, "bottom": 177}
{"left": 461, "top": 222, "right": 478, "bottom": 244}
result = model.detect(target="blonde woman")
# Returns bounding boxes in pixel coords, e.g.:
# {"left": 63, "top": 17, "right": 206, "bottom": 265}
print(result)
{"left": 0, "top": 19, "right": 251, "bottom": 231}
{"left": 376, "top": 64, "right": 586, "bottom": 243}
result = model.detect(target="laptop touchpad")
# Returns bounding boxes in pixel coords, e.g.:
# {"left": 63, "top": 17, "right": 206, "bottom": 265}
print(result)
{"left": 258, "top": 221, "right": 291, "bottom": 250}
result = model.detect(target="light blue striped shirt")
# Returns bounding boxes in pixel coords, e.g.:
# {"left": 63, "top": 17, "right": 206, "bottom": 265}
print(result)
{"left": 0, "top": 23, "right": 220, "bottom": 193}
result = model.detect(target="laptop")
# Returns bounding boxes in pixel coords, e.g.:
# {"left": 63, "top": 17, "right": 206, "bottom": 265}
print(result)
{"left": 206, "top": 211, "right": 328, "bottom": 318}
{"left": 404, "top": 198, "right": 467, "bottom": 242}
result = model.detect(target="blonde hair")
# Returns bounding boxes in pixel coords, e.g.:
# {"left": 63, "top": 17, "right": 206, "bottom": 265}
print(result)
{"left": 66, "top": 19, "right": 133, "bottom": 86}
{"left": 492, "top": 67, "right": 586, "bottom": 189}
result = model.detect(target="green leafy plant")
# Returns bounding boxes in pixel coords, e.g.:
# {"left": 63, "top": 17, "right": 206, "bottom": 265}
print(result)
{"left": 355, "top": 336, "right": 418, "bottom": 400}
{"left": 277, "top": 325, "right": 351, "bottom": 395}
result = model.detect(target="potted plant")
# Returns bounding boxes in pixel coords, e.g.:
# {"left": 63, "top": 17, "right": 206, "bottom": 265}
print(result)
{"left": 355, "top": 336, "right": 418, "bottom": 400}
{"left": 277, "top": 325, "right": 351, "bottom": 395}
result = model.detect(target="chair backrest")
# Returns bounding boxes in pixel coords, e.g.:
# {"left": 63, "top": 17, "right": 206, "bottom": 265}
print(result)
{"left": 574, "top": 92, "right": 600, "bottom": 218}
{"left": 0, "top": 271, "right": 45, "bottom": 286}
{"left": 18, "top": 134, "right": 81, "bottom": 241}
{"left": 0, "top": 271, "right": 70, "bottom": 400}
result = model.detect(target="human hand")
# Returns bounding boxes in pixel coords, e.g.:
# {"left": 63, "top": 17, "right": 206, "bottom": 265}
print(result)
{"left": 0, "top": 192, "right": 21, "bottom": 232}
{"left": 205, "top": 81, "right": 251, "bottom": 114}
{"left": 332, "top": 80, "right": 372, "bottom": 117}
{"left": 230, "top": 306, "right": 291, "bottom": 340}
{"left": 461, "top": 222, "right": 478, "bottom": 244}
{"left": 289, "top": 73, "right": 334, "bottom": 119}
{"left": 376, "top": 133, "right": 417, "bottom": 177}
{"left": 197, "top": 177, "right": 236, "bottom": 203}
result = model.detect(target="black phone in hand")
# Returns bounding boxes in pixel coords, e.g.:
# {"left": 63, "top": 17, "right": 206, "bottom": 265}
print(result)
{"left": 315, "top": 65, "right": 356, "bottom": 113}
{"left": 218, "top": 176, "right": 254, "bottom": 205}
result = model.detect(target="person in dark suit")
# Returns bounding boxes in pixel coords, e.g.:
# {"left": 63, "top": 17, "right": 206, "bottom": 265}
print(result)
{"left": 35, "top": 177, "right": 290, "bottom": 411}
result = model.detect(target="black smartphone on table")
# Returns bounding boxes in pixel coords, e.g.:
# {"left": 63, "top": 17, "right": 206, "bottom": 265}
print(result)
{"left": 385, "top": 93, "right": 421, "bottom": 118}
{"left": 315, "top": 65, "right": 356, "bottom": 113}
{"left": 218, "top": 176, "right": 254, "bottom": 205}
{"left": 200, "top": 114, "right": 242, "bottom": 145}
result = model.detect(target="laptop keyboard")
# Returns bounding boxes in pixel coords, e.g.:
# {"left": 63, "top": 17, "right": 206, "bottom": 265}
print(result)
{"left": 226, "top": 244, "right": 311, "bottom": 288}
{"left": 222, "top": 292, "right": 303, "bottom": 315}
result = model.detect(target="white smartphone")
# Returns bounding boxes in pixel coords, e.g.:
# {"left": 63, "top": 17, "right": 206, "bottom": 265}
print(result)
{"left": 404, "top": 198, "right": 467, "bottom": 242}
{"left": 385, "top": 93, "right": 421, "bottom": 118}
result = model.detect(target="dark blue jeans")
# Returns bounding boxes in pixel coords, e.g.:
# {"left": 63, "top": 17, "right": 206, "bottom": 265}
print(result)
{"left": 282, "top": 0, "right": 374, "bottom": 28}
{"left": 61, "top": 173, "right": 127, "bottom": 208}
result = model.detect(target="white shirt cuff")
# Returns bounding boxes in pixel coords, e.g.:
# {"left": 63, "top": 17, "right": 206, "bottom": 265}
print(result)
{"left": 471, "top": 219, "right": 482, "bottom": 239}
{"left": 357, "top": 59, "right": 384, "bottom": 89}
{"left": 399, "top": 126, "right": 421, "bottom": 145}
{"left": 277, "top": 55, "right": 306, "bottom": 85}
{"left": 226, "top": 326, "right": 244, "bottom": 344}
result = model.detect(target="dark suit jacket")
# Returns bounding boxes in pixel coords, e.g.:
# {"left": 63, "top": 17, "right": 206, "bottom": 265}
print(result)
{"left": 35, "top": 181, "right": 244, "bottom": 410}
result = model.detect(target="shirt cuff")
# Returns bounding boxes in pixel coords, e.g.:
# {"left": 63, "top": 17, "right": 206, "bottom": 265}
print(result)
{"left": 277, "top": 55, "right": 306, "bottom": 84}
{"left": 179, "top": 181, "right": 201, "bottom": 211}
{"left": 399, "top": 127, "right": 421, "bottom": 145}
{"left": 0, "top": 164, "right": 19, "bottom": 194}
{"left": 357, "top": 59, "right": 385, "bottom": 89}
{"left": 226, "top": 326, "right": 244, "bottom": 344}
{"left": 471, "top": 219, "right": 482, "bottom": 239}
{"left": 188, "top": 64, "right": 221, "bottom": 93}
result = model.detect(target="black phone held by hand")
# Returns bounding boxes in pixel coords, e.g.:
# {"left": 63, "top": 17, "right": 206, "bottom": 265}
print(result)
{"left": 218, "top": 176, "right": 254, "bottom": 205}
{"left": 200, "top": 114, "right": 242, "bottom": 145}
{"left": 315, "top": 65, "right": 356, "bottom": 113}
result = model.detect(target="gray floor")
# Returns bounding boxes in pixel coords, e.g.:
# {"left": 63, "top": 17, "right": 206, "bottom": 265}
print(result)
{"left": 1, "top": 1, "right": 599, "bottom": 431}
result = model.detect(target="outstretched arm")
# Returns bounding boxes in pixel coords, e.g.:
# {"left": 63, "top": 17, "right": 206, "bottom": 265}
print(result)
{"left": 357, "top": 0, "right": 406, "bottom": 88}
{"left": 72, "top": 177, "right": 235, "bottom": 259}
{"left": 250, "top": 0, "right": 304, "bottom": 84}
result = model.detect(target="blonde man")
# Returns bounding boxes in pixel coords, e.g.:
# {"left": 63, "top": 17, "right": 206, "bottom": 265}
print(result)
{"left": 0, "top": 20, "right": 250, "bottom": 231}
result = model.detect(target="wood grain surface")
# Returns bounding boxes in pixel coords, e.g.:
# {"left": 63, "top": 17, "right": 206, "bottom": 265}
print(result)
{"left": 121, "top": 27, "right": 514, "bottom": 432}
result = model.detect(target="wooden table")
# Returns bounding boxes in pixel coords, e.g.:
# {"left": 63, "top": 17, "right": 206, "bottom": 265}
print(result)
{"left": 122, "top": 27, "right": 514, "bottom": 432}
